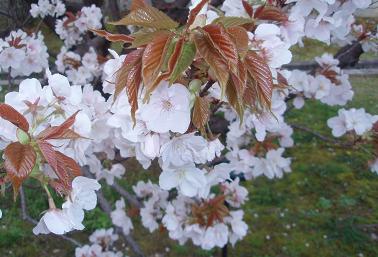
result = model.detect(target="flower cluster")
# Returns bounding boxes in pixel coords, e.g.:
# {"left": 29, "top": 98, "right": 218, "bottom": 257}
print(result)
{"left": 56, "top": 46, "right": 104, "bottom": 84}
{"left": 33, "top": 177, "right": 100, "bottom": 235}
{"left": 55, "top": 4, "right": 102, "bottom": 47}
{"left": 327, "top": 108, "right": 378, "bottom": 137}
{"left": 75, "top": 228, "right": 123, "bottom": 257}
{"left": 30, "top": 0, "right": 66, "bottom": 18}
{"left": 288, "top": 0, "right": 372, "bottom": 45}
{"left": 0, "top": 30, "right": 48, "bottom": 78}
{"left": 0, "top": 72, "right": 111, "bottom": 235}
{"left": 289, "top": 53, "right": 354, "bottom": 108}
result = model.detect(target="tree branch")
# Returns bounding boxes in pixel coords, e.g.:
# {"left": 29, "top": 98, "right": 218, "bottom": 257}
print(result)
{"left": 111, "top": 182, "right": 143, "bottom": 209}
{"left": 200, "top": 80, "right": 215, "bottom": 97}
{"left": 290, "top": 123, "right": 354, "bottom": 147}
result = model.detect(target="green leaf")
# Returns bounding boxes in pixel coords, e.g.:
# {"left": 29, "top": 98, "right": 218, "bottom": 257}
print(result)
{"left": 212, "top": 16, "right": 253, "bottom": 28}
{"left": 109, "top": 5, "right": 179, "bottom": 30}
{"left": 129, "top": 30, "right": 165, "bottom": 48}
{"left": 169, "top": 42, "right": 196, "bottom": 84}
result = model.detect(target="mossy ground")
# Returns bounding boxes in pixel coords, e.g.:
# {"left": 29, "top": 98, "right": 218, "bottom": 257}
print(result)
{"left": 0, "top": 32, "right": 378, "bottom": 257}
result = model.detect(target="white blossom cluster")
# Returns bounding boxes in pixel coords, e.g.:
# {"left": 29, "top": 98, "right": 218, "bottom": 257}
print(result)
{"left": 75, "top": 228, "right": 124, "bottom": 257}
{"left": 327, "top": 108, "right": 378, "bottom": 137}
{"left": 221, "top": 0, "right": 374, "bottom": 50}
{"left": 30, "top": 0, "right": 66, "bottom": 18}
{"left": 111, "top": 198, "right": 133, "bottom": 235}
{"left": 289, "top": 53, "right": 354, "bottom": 108}
{"left": 56, "top": 46, "right": 103, "bottom": 84}
{"left": 33, "top": 176, "right": 101, "bottom": 235}
{"left": 354, "top": 24, "right": 378, "bottom": 53}
{"left": 286, "top": 0, "right": 372, "bottom": 45}
{"left": 55, "top": 4, "right": 102, "bottom": 47}
{"left": 0, "top": 30, "right": 49, "bottom": 78}
{"left": 327, "top": 108, "right": 378, "bottom": 174}
{"left": 0, "top": 72, "right": 113, "bottom": 234}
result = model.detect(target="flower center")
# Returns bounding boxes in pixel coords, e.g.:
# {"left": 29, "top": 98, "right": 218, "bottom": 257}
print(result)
{"left": 162, "top": 99, "right": 173, "bottom": 111}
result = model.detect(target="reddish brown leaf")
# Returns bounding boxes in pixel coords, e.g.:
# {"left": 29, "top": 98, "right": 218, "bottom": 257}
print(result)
{"left": 142, "top": 33, "right": 172, "bottom": 89}
{"left": 115, "top": 48, "right": 144, "bottom": 122}
{"left": 130, "top": 0, "right": 147, "bottom": 11}
{"left": 254, "top": 6, "right": 288, "bottom": 23}
{"left": 4, "top": 142, "right": 36, "bottom": 178}
{"left": 203, "top": 24, "right": 239, "bottom": 73}
{"left": 230, "top": 60, "right": 247, "bottom": 95}
{"left": 254, "top": 5, "right": 265, "bottom": 18}
{"left": 244, "top": 50, "right": 273, "bottom": 109}
{"left": 115, "top": 48, "right": 144, "bottom": 98}
{"left": 192, "top": 96, "right": 210, "bottom": 133}
{"left": 90, "top": 29, "right": 134, "bottom": 43}
{"left": 227, "top": 26, "right": 249, "bottom": 59}
{"left": 38, "top": 127, "right": 83, "bottom": 140}
{"left": 127, "top": 61, "right": 144, "bottom": 123}
{"left": 277, "top": 72, "right": 289, "bottom": 88}
{"left": 55, "top": 151, "right": 81, "bottom": 189}
{"left": 186, "top": 0, "right": 209, "bottom": 28}
{"left": 37, "top": 140, "right": 58, "bottom": 171}
{"left": 7, "top": 173, "right": 24, "bottom": 200}
{"left": 192, "top": 29, "right": 229, "bottom": 89}
{"left": 242, "top": 0, "right": 254, "bottom": 17}
{"left": 0, "top": 103, "right": 29, "bottom": 132}
{"left": 37, "top": 140, "right": 81, "bottom": 194}
{"left": 226, "top": 78, "right": 244, "bottom": 119}
{"left": 37, "top": 111, "right": 80, "bottom": 140}
{"left": 49, "top": 180, "right": 67, "bottom": 196}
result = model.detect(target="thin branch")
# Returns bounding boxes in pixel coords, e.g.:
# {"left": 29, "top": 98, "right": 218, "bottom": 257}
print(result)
{"left": 290, "top": 123, "right": 354, "bottom": 147}
{"left": 19, "top": 187, "right": 82, "bottom": 247}
{"left": 112, "top": 182, "right": 143, "bottom": 209}
{"left": 0, "top": 10, "right": 13, "bottom": 19}
{"left": 200, "top": 80, "right": 215, "bottom": 97}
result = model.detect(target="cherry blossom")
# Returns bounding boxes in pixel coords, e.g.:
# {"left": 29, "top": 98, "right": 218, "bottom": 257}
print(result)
{"left": 111, "top": 198, "right": 133, "bottom": 235}
{"left": 159, "top": 164, "right": 207, "bottom": 197}
{"left": 30, "top": 0, "right": 65, "bottom": 18}
{"left": 327, "top": 108, "right": 378, "bottom": 137}
{"left": 140, "top": 81, "right": 191, "bottom": 134}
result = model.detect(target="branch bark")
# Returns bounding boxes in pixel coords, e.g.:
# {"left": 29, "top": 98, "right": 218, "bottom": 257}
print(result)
{"left": 112, "top": 182, "right": 143, "bottom": 209}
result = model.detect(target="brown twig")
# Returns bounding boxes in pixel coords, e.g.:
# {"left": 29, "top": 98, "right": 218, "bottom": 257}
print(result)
{"left": 200, "top": 80, "right": 215, "bottom": 97}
